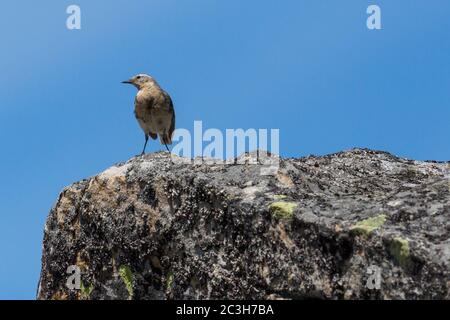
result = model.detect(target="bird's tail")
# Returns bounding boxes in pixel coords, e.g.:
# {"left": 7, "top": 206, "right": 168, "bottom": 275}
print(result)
{"left": 160, "top": 132, "right": 173, "bottom": 145}
{"left": 160, "top": 133, "right": 173, "bottom": 153}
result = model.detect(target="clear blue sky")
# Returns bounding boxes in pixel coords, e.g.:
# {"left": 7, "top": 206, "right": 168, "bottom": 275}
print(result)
{"left": 0, "top": 1, "right": 449, "bottom": 299}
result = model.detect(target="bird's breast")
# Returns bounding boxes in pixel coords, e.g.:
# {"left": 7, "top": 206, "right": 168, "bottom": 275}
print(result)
{"left": 134, "top": 88, "right": 173, "bottom": 134}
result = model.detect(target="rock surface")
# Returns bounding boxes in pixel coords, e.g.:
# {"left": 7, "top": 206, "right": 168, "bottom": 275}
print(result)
{"left": 37, "top": 149, "right": 450, "bottom": 300}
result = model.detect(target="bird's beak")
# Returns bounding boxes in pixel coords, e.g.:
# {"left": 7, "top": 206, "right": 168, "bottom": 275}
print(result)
{"left": 121, "top": 79, "right": 133, "bottom": 84}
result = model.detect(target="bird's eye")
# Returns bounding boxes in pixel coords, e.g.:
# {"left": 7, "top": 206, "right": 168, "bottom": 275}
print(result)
{"left": 136, "top": 76, "right": 141, "bottom": 80}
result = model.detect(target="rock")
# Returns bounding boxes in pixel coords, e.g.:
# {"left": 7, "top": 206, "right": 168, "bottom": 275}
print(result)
{"left": 37, "top": 148, "right": 450, "bottom": 300}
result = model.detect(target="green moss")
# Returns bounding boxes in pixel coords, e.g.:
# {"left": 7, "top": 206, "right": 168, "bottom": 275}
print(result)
{"left": 350, "top": 214, "right": 387, "bottom": 236}
{"left": 166, "top": 272, "right": 174, "bottom": 290}
{"left": 118, "top": 265, "right": 134, "bottom": 299}
{"left": 80, "top": 281, "right": 94, "bottom": 298}
{"left": 269, "top": 201, "right": 297, "bottom": 219}
{"left": 389, "top": 237, "right": 412, "bottom": 269}
{"left": 273, "top": 194, "right": 287, "bottom": 200}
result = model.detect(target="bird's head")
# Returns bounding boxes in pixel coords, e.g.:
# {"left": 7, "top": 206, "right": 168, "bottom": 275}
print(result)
{"left": 122, "top": 74, "right": 155, "bottom": 89}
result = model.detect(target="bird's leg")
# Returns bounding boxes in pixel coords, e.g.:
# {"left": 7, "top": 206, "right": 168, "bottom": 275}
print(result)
{"left": 141, "top": 134, "right": 149, "bottom": 155}
{"left": 163, "top": 131, "right": 171, "bottom": 153}
{"left": 165, "top": 143, "right": 174, "bottom": 164}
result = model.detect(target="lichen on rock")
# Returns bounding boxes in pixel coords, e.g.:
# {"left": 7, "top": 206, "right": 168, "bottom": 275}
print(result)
{"left": 350, "top": 214, "right": 387, "bottom": 236}
{"left": 80, "top": 281, "right": 94, "bottom": 299}
{"left": 269, "top": 201, "right": 297, "bottom": 219}
{"left": 389, "top": 237, "right": 412, "bottom": 269}
{"left": 118, "top": 265, "right": 134, "bottom": 299}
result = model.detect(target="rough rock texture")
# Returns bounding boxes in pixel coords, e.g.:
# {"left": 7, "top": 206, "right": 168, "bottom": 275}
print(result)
{"left": 37, "top": 149, "right": 450, "bottom": 300}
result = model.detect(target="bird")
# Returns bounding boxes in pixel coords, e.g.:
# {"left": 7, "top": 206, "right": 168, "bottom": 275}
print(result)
{"left": 122, "top": 74, "right": 175, "bottom": 155}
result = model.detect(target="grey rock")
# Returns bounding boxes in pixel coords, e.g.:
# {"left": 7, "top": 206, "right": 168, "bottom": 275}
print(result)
{"left": 37, "top": 148, "right": 450, "bottom": 299}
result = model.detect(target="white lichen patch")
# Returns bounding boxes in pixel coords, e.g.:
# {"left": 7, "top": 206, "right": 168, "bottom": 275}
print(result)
{"left": 387, "top": 200, "right": 404, "bottom": 207}
{"left": 98, "top": 163, "right": 131, "bottom": 181}
{"left": 242, "top": 186, "right": 263, "bottom": 201}
{"left": 379, "top": 160, "right": 405, "bottom": 175}
{"left": 412, "top": 161, "right": 448, "bottom": 176}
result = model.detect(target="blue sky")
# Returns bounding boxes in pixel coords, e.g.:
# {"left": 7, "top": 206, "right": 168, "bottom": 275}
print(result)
{"left": 0, "top": 1, "right": 449, "bottom": 299}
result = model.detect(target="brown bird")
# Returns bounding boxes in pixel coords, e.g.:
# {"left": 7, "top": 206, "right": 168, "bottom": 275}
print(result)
{"left": 122, "top": 74, "right": 175, "bottom": 155}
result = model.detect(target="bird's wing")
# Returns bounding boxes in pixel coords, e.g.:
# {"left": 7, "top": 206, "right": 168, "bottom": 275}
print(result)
{"left": 134, "top": 95, "right": 157, "bottom": 139}
{"left": 164, "top": 91, "right": 176, "bottom": 138}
